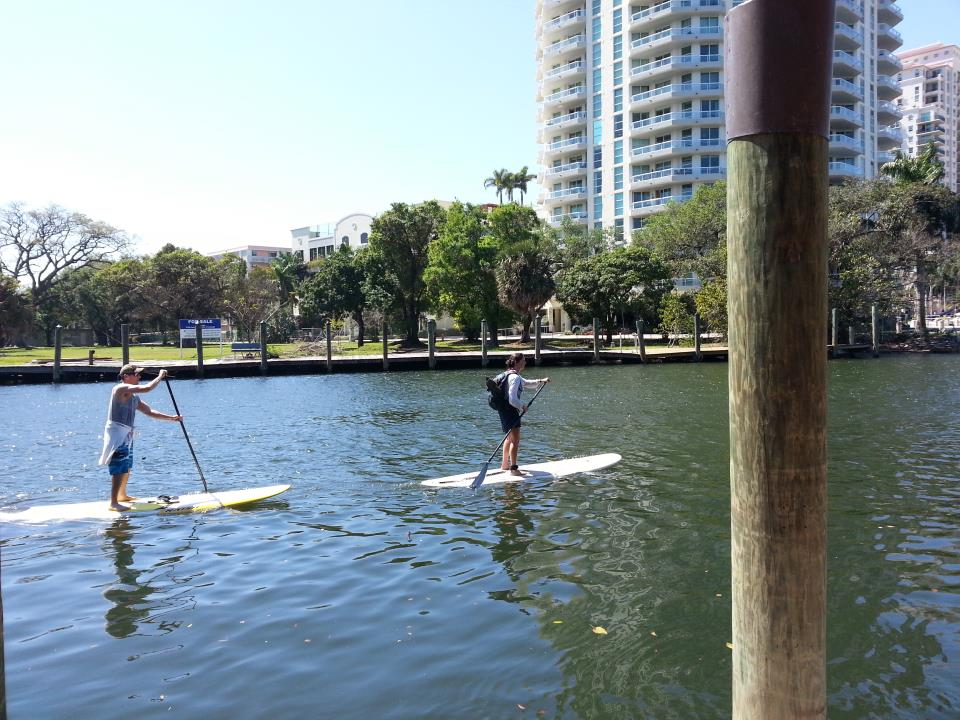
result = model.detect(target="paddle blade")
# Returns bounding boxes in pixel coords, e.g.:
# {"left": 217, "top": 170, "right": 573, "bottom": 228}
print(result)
{"left": 469, "top": 463, "right": 491, "bottom": 490}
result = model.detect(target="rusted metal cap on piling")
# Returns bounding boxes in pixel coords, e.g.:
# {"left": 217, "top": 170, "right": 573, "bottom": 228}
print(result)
{"left": 725, "top": 0, "right": 836, "bottom": 141}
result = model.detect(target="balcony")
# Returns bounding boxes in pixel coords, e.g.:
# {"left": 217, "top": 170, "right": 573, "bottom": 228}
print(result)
{"left": 538, "top": 0, "right": 581, "bottom": 17}
{"left": 632, "top": 192, "right": 694, "bottom": 212}
{"left": 878, "top": 0, "right": 903, "bottom": 24}
{"left": 829, "top": 161, "right": 863, "bottom": 179}
{"left": 631, "top": 165, "right": 724, "bottom": 189}
{"left": 876, "top": 150, "right": 897, "bottom": 165}
{"left": 544, "top": 34, "right": 586, "bottom": 58}
{"left": 630, "top": 25, "right": 722, "bottom": 55}
{"left": 876, "top": 75, "right": 901, "bottom": 101}
{"left": 876, "top": 100, "right": 902, "bottom": 124}
{"left": 834, "top": 0, "right": 862, "bottom": 23}
{"left": 877, "top": 50, "right": 902, "bottom": 73}
{"left": 546, "top": 187, "right": 587, "bottom": 200}
{"left": 834, "top": 22, "right": 863, "bottom": 52}
{"left": 546, "top": 136, "right": 587, "bottom": 153}
{"left": 630, "top": 0, "right": 725, "bottom": 30}
{"left": 544, "top": 160, "right": 588, "bottom": 178}
{"left": 631, "top": 53, "right": 722, "bottom": 81}
{"left": 631, "top": 137, "right": 723, "bottom": 160}
{"left": 544, "top": 110, "right": 587, "bottom": 130}
{"left": 829, "top": 134, "right": 864, "bottom": 156}
{"left": 829, "top": 105, "right": 863, "bottom": 129}
{"left": 832, "top": 50, "right": 863, "bottom": 75}
{"left": 632, "top": 109, "right": 723, "bottom": 134}
{"left": 543, "top": 8, "right": 586, "bottom": 35}
{"left": 548, "top": 211, "right": 588, "bottom": 226}
{"left": 544, "top": 59, "right": 585, "bottom": 81}
{"left": 630, "top": 81, "right": 721, "bottom": 107}
{"left": 876, "top": 125, "right": 904, "bottom": 149}
{"left": 541, "top": 85, "right": 587, "bottom": 108}
{"left": 831, "top": 78, "right": 863, "bottom": 103}
{"left": 877, "top": 23, "right": 903, "bottom": 51}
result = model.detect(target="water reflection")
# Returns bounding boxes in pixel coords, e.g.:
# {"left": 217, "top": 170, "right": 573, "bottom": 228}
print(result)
{"left": 102, "top": 517, "right": 153, "bottom": 638}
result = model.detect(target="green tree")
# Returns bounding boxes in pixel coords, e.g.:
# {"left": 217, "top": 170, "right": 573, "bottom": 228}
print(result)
{"left": 271, "top": 251, "right": 308, "bottom": 306}
{"left": 368, "top": 201, "right": 446, "bottom": 346}
{"left": 514, "top": 166, "right": 536, "bottom": 205}
{"left": 484, "top": 168, "right": 514, "bottom": 205}
{"left": 424, "top": 202, "right": 512, "bottom": 342}
{"left": 219, "top": 258, "right": 281, "bottom": 341}
{"left": 139, "top": 246, "right": 223, "bottom": 341}
{"left": 695, "top": 278, "right": 728, "bottom": 340}
{"left": 555, "top": 244, "right": 670, "bottom": 343}
{"left": 633, "top": 181, "right": 727, "bottom": 281}
{"left": 880, "top": 141, "right": 945, "bottom": 186}
{"left": 299, "top": 246, "right": 369, "bottom": 345}
{"left": 658, "top": 292, "right": 696, "bottom": 344}
{"left": 0, "top": 274, "right": 31, "bottom": 346}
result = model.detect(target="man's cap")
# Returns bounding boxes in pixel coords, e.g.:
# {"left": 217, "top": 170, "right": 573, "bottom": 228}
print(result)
{"left": 119, "top": 364, "right": 145, "bottom": 377}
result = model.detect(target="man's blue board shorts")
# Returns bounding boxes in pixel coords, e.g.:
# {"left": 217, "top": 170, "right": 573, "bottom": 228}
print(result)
{"left": 108, "top": 443, "right": 133, "bottom": 475}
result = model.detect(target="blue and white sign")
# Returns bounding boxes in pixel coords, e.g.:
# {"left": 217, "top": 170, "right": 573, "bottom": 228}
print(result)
{"left": 179, "top": 318, "right": 222, "bottom": 340}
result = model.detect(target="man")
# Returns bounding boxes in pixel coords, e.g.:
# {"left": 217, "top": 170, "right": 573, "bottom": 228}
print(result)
{"left": 98, "top": 364, "right": 182, "bottom": 511}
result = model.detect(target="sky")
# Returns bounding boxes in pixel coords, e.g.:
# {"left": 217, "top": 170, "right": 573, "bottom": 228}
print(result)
{"left": 0, "top": 0, "right": 957, "bottom": 256}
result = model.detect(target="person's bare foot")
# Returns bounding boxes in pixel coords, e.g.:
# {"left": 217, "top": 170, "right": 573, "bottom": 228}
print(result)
{"left": 117, "top": 495, "right": 137, "bottom": 502}
{"left": 109, "top": 502, "right": 130, "bottom": 512}
{"left": 509, "top": 470, "right": 524, "bottom": 477}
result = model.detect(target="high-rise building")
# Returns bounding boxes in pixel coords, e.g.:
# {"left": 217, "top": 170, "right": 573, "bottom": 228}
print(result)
{"left": 896, "top": 43, "right": 960, "bottom": 193}
{"left": 535, "top": 0, "right": 905, "bottom": 235}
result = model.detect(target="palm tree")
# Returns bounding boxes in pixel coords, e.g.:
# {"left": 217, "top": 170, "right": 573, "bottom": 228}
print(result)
{"left": 514, "top": 166, "right": 537, "bottom": 205}
{"left": 484, "top": 168, "right": 512, "bottom": 205}
{"left": 496, "top": 250, "right": 555, "bottom": 343}
{"left": 880, "top": 141, "right": 945, "bottom": 186}
{"left": 271, "top": 251, "right": 308, "bottom": 306}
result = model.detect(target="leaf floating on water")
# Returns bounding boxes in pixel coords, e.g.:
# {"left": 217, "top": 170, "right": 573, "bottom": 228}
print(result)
{"left": 552, "top": 620, "right": 563, "bottom": 624}
{"left": 650, "top": 631, "right": 657, "bottom": 637}
{"left": 517, "top": 703, "right": 526, "bottom": 711}
{"left": 592, "top": 626, "right": 608, "bottom": 635}
{"left": 726, "top": 642, "right": 734, "bottom": 650}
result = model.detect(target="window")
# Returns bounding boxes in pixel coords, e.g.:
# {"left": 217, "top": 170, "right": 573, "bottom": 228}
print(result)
{"left": 615, "top": 192, "right": 624, "bottom": 217}
{"left": 614, "top": 166, "right": 624, "bottom": 190}
{"left": 591, "top": 0, "right": 600, "bottom": 15}
{"left": 594, "top": 170, "right": 603, "bottom": 194}
{"left": 613, "top": 35, "right": 622, "bottom": 61}
{"left": 701, "top": 44, "right": 719, "bottom": 59}
{"left": 614, "top": 139, "right": 623, "bottom": 164}
{"left": 592, "top": 18, "right": 601, "bottom": 42}
{"left": 614, "top": 113, "right": 623, "bottom": 138}
{"left": 341, "top": 235, "right": 350, "bottom": 246}
{"left": 593, "top": 68, "right": 602, "bottom": 90}
{"left": 614, "top": 87, "right": 623, "bottom": 112}
{"left": 613, "top": 9, "right": 622, "bottom": 34}
{"left": 360, "top": 232, "right": 369, "bottom": 244}
{"left": 593, "top": 196, "right": 603, "bottom": 219}
{"left": 593, "top": 93, "right": 602, "bottom": 118}
{"left": 593, "top": 146, "right": 603, "bottom": 168}
{"left": 613, "top": 61, "right": 623, "bottom": 86}
{"left": 592, "top": 42, "right": 601, "bottom": 65}
{"left": 294, "top": 250, "right": 304, "bottom": 261}
{"left": 593, "top": 119, "right": 603, "bottom": 143}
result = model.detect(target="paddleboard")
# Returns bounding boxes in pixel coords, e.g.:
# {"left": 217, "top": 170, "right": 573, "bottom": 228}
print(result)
{"left": 0, "top": 484, "right": 291, "bottom": 523}
{"left": 422, "top": 453, "right": 621, "bottom": 488}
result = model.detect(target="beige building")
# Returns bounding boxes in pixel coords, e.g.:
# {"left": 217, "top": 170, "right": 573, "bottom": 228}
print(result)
{"left": 896, "top": 43, "right": 960, "bottom": 193}
{"left": 207, "top": 244, "right": 290, "bottom": 272}
{"left": 535, "top": 0, "right": 905, "bottom": 234}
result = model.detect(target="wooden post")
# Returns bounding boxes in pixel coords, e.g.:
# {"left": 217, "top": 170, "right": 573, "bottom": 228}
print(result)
{"left": 694, "top": 312, "right": 702, "bottom": 361}
{"left": 382, "top": 320, "right": 389, "bottom": 371}
{"left": 427, "top": 319, "right": 436, "bottom": 369}
{"left": 871, "top": 304, "right": 879, "bottom": 358}
{"left": 831, "top": 308, "right": 838, "bottom": 353}
{"left": 326, "top": 320, "right": 333, "bottom": 372}
{"left": 592, "top": 317, "right": 600, "bottom": 362}
{"left": 636, "top": 320, "right": 647, "bottom": 363}
{"left": 195, "top": 322, "right": 204, "bottom": 378}
{"left": 847, "top": 326, "right": 854, "bottom": 346}
{"left": 726, "top": 3, "right": 832, "bottom": 717}
{"left": 259, "top": 321, "right": 268, "bottom": 375}
{"left": 534, "top": 316, "right": 542, "bottom": 366}
{"left": 53, "top": 324, "right": 62, "bottom": 384}
{"left": 481, "top": 319, "right": 488, "bottom": 368}
{"left": 121, "top": 323, "right": 130, "bottom": 366}
{"left": 88, "top": 349, "right": 95, "bottom": 365}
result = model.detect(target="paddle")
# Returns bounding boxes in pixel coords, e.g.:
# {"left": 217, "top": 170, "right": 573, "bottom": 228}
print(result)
{"left": 470, "top": 380, "right": 548, "bottom": 490}
{"left": 163, "top": 376, "right": 209, "bottom": 492}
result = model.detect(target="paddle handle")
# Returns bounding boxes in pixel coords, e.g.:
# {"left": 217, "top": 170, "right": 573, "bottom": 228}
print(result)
{"left": 165, "top": 377, "right": 208, "bottom": 492}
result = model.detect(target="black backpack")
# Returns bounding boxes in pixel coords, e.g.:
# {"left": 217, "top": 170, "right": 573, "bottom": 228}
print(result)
{"left": 485, "top": 373, "right": 510, "bottom": 411}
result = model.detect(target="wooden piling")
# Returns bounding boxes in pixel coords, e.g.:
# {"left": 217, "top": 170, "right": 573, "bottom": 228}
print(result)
{"left": 88, "top": 349, "right": 95, "bottom": 365}
{"left": 53, "top": 325, "right": 62, "bottom": 384}
{"left": 427, "top": 319, "right": 436, "bottom": 369}
{"left": 121, "top": 323, "right": 130, "bottom": 366}
{"left": 382, "top": 321, "right": 389, "bottom": 371}
{"left": 694, "top": 312, "right": 702, "bottom": 361}
{"left": 848, "top": 326, "right": 854, "bottom": 346}
{"left": 831, "top": 308, "right": 838, "bottom": 356}
{"left": 326, "top": 320, "right": 333, "bottom": 372}
{"left": 592, "top": 318, "right": 600, "bottom": 362}
{"left": 195, "top": 323, "right": 204, "bottom": 378}
{"left": 259, "top": 322, "right": 268, "bottom": 375}
{"left": 534, "top": 316, "right": 542, "bottom": 366}
{"left": 481, "top": 319, "right": 488, "bottom": 368}
{"left": 871, "top": 304, "right": 879, "bottom": 358}
{"left": 726, "top": 2, "right": 832, "bottom": 717}
{"left": 636, "top": 320, "right": 647, "bottom": 363}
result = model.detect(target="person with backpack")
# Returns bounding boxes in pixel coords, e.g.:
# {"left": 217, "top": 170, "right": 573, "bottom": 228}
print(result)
{"left": 491, "top": 352, "right": 550, "bottom": 476}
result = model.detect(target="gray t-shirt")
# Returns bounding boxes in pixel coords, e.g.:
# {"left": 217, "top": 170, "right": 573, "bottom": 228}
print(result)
{"left": 109, "top": 387, "right": 142, "bottom": 426}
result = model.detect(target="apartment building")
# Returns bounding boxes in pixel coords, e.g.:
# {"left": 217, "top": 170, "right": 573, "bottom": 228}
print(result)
{"left": 896, "top": 43, "right": 960, "bottom": 193}
{"left": 207, "top": 244, "right": 291, "bottom": 272}
{"left": 535, "top": 0, "right": 905, "bottom": 234}
{"left": 290, "top": 213, "right": 373, "bottom": 263}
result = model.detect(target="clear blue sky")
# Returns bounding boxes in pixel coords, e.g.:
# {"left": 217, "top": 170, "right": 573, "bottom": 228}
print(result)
{"left": 0, "top": 1, "right": 956, "bottom": 255}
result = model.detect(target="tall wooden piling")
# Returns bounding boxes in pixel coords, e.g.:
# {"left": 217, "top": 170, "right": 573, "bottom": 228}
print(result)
{"left": 427, "top": 319, "right": 436, "bottom": 369}
{"left": 53, "top": 325, "right": 62, "bottom": 384}
{"left": 121, "top": 323, "right": 130, "bottom": 366}
{"left": 326, "top": 320, "right": 333, "bottom": 372}
{"left": 871, "top": 304, "right": 879, "bottom": 358}
{"left": 636, "top": 320, "right": 647, "bottom": 363}
{"left": 259, "top": 322, "right": 268, "bottom": 375}
{"left": 848, "top": 326, "right": 854, "bottom": 346}
{"left": 382, "top": 321, "right": 389, "bottom": 371}
{"left": 195, "top": 323, "right": 204, "bottom": 378}
{"left": 726, "top": 2, "right": 832, "bottom": 717}
{"left": 481, "top": 319, "right": 488, "bottom": 368}
{"left": 592, "top": 318, "right": 600, "bottom": 362}
{"left": 534, "top": 316, "right": 542, "bottom": 366}
{"left": 831, "top": 308, "right": 838, "bottom": 353}
{"left": 694, "top": 312, "right": 702, "bottom": 361}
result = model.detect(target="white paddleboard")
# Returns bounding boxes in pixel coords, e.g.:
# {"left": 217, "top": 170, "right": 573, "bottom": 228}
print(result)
{"left": 422, "top": 453, "right": 621, "bottom": 488}
{"left": 0, "top": 484, "right": 291, "bottom": 523}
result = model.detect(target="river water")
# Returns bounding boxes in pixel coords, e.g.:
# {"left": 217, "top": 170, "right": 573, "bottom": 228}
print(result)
{"left": 1, "top": 356, "right": 958, "bottom": 719}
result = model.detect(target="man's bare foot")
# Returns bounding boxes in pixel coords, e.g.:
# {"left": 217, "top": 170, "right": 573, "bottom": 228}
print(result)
{"left": 109, "top": 502, "right": 130, "bottom": 512}
{"left": 509, "top": 470, "right": 524, "bottom": 477}
{"left": 117, "top": 495, "right": 137, "bottom": 502}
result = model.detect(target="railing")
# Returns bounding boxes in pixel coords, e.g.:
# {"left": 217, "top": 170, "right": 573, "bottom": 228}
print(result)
{"left": 631, "top": 25, "right": 721, "bottom": 49}
{"left": 545, "top": 161, "right": 588, "bottom": 176}
{"left": 828, "top": 162, "right": 863, "bottom": 176}
{"left": 878, "top": 23, "right": 903, "bottom": 46}
{"left": 632, "top": 53, "right": 721, "bottom": 76}
{"left": 828, "top": 134, "right": 864, "bottom": 153}
{"left": 833, "top": 50, "right": 863, "bottom": 73}
{"left": 546, "top": 60, "right": 584, "bottom": 78}
{"left": 829, "top": 105, "right": 862, "bottom": 124}
{"left": 547, "top": 187, "right": 587, "bottom": 199}
{"left": 545, "top": 34, "right": 585, "bottom": 55}
{"left": 631, "top": 0, "right": 723, "bottom": 25}
{"left": 544, "top": 8, "right": 585, "bottom": 32}
{"left": 631, "top": 81, "right": 721, "bottom": 104}
{"left": 543, "top": 85, "right": 586, "bottom": 103}
{"left": 632, "top": 193, "right": 694, "bottom": 210}
{"left": 632, "top": 109, "right": 723, "bottom": 130}
{"left": 877, "top": 100, "right": 902, "bottom": 117}
{"left": 834, "top": 22, "right": 864, "bottom": 46}
{"left": 633, "top": 138, "right": 722, "bottom": 157}
{"left": 549, "top": 211, "right": 589, "bottom": 224}
{"left": 832, "top": 78, "right": 863, "bottom": 98}
{"left": 877, "top": 50, "right": 903, "bottom": 70}
{"left": 632, "top": 166, "right": 724, "bottom": 183}
{"left": 545, "top": 110, "right": 587, "bottom": 127}
{"left": 547, "top": 136, "right": 587, "bottom": 151}
{"left": 834, "top": 0, "right": 863, "bottom": 16}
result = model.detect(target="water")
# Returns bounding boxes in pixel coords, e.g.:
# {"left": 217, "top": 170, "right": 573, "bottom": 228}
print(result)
{"left": 1, "top": 357, "right": 958, "bottom": 719}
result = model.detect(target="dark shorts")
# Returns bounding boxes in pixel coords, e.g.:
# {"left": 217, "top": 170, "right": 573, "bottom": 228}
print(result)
{"left": 497, "top": 406, "right": 522, "bottom": 434}
{"left": 108, "top": 443, "right": 134, "bottom": 476}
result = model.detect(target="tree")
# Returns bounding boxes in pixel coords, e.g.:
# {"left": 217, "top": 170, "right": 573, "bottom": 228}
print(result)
{"left": 484, "top": 168, "right": 514, "bottom": 205}
{"left": 0, "top": 202, "right": 129, "bottom": 341}
{"left": 514, "top": 166, "right": 537, "bottom": 205}
{"left": 633, "top": 181, "right": 727, "bottom": 281}
{"left": 139, "top": 246, "right": 223, "bottom": 341}
{"left": 695, "top": 278, "right": 728, "bottom": 340}
{"left": 0, "top": 274, "right": 31, "bottom": 346}
{"left": 368, "top": 201, "right": 446, "bottom": 346}
{"left": 299, "top": 246, "right": 369, "bottom": 345}
{"left": 497, "top": 251, "right": 555, "bottom": 343}
{"left": 555, "top": 244, "right": 670, "bottom": 343}
{"left": 219, "top": 258, "right": 281, "bottom": 341}
{"left": 659, "top": 292, "right": 695, "bottom": 344}
{"left": 271, "top": 251, "right": 308, "bottom": 306}
{"left": 424, "top": 202, "right": 512, "bottom": 342}
{"left": 880, "top": 141, "right": 945, "bottom": 186}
